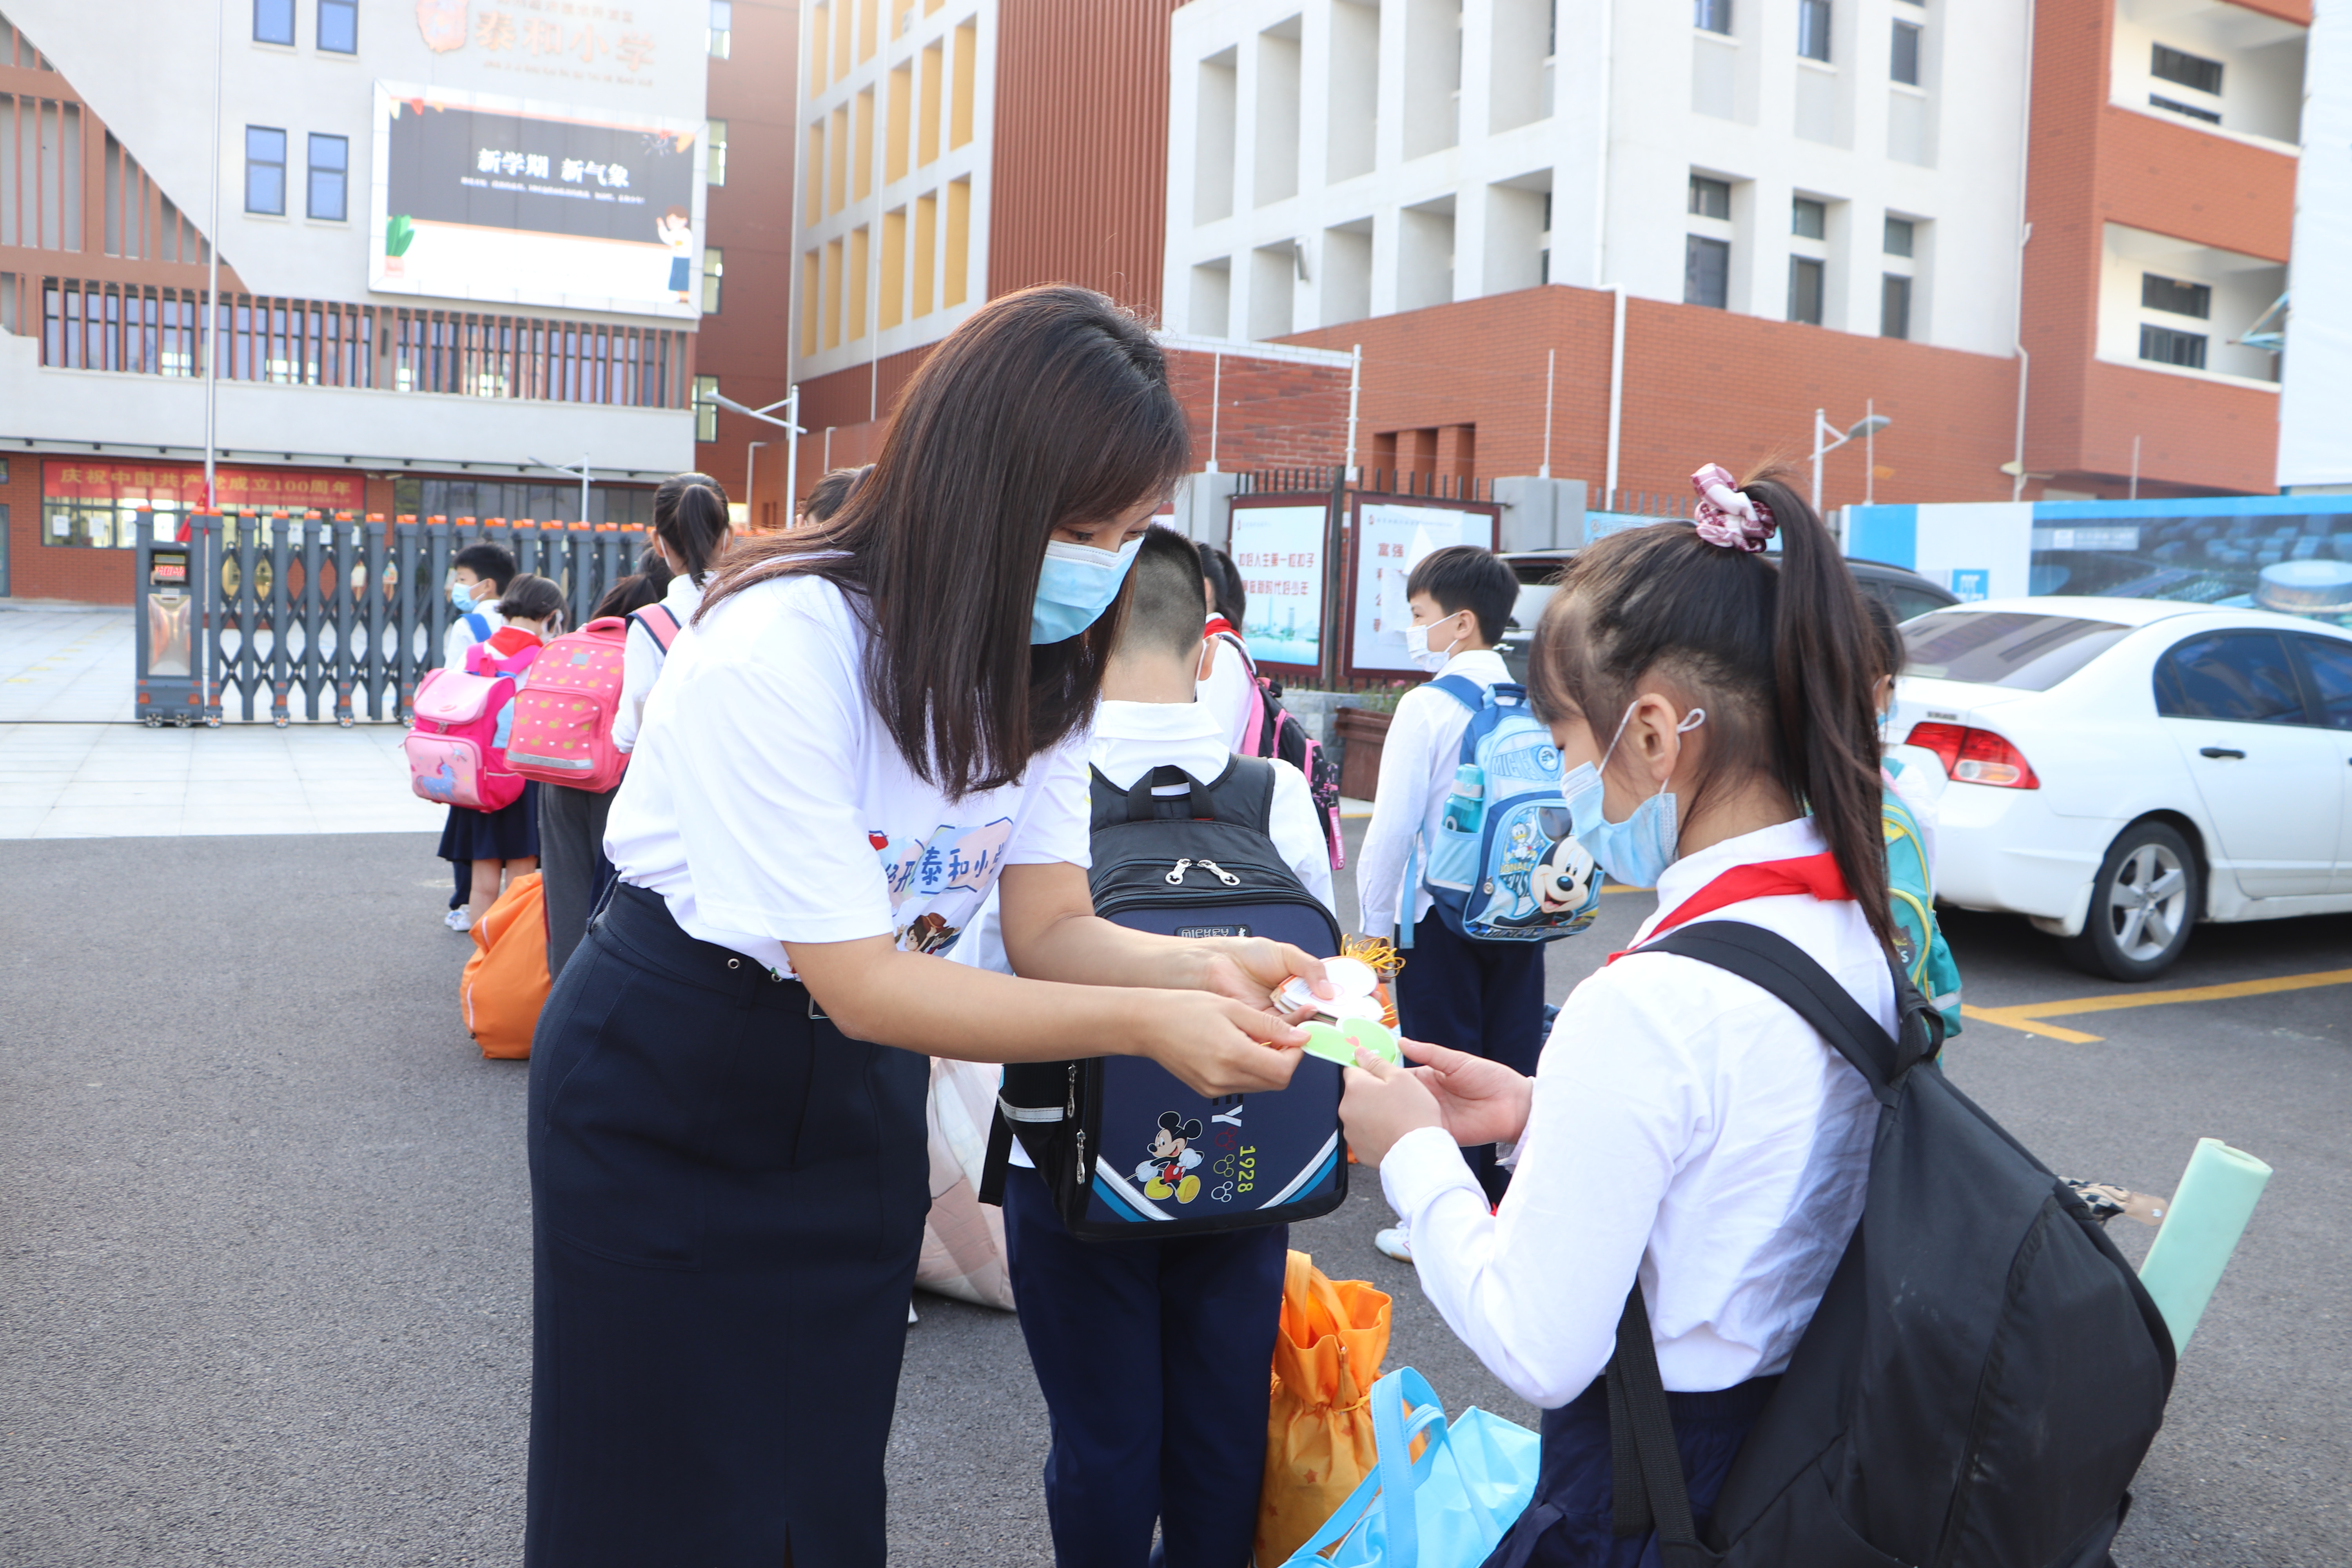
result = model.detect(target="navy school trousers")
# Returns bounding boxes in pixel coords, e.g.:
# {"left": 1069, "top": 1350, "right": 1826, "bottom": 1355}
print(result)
{"left": 1483, "top": 1375, "right": 1776, "bottom": 1568}
{"left": 1002, "top": 1165, "right": 1288, "bottom": 1568}
{"left": 525, "top": 882, "right": 930, "bottom": 1568}
{"left": 1394, "top": 909, "right": 1547, "bottom": 1204}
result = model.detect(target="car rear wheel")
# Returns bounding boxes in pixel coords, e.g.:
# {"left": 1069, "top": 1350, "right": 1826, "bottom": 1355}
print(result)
{"left": 2059, "top": 822, "right": 2201, "bottom": 981}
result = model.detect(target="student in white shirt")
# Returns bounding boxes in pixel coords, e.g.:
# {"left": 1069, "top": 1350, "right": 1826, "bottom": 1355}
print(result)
{"left": 953, "top": 524, "right": 1334, "bottom": 1566}
{"left": 1194, "top": 542, "right": 1261, "bottom": 752}
{"left": 435, "top": 543, "right": 514, "bottom": 930}
{"left": 1352, "top": 544, "right": 1532, "bottom": 1250}
{"left": 1338, "top": 465, "right": 1898, "bottom": 1567}
{"left": 540, "top": 474, "right": 730, "bottom": 979}
{"left": 526, "top": 287, "right": 1330, "bottom": 1568}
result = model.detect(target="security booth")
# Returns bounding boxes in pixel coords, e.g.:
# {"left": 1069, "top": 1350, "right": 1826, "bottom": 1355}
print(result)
{"left": 134, "top": 510, "right": 208, "bottom": 727}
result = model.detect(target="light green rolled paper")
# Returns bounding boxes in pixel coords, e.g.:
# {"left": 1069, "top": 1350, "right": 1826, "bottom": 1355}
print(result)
{"left": 2136, "top": 1137, "right": 2273, "bottom": 1355}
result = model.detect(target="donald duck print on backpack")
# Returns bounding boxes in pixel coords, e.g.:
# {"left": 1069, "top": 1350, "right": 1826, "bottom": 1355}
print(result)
{"left": 1418, "top": 676, "right": 1602, "bottom": 944}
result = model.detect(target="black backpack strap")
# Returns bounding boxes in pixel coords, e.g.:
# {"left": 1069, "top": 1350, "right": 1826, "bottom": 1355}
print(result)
{"left": 1198, "top": 755, "right": 1277, "bottom": 837}
{"left": 1638, "top": 922, "right": 1922, "bottom": 1103}
{"left": 1604, "top": 1287, "right": 1708, "bottom": 1561}
{"left": 976, "top": 1102, "right": 1015, "bottom": 1208}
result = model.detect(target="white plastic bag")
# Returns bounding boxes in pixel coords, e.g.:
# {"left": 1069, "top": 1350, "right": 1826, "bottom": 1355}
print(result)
{"left": 915, "top": 1056, "right": 1016, "bottom": 1310}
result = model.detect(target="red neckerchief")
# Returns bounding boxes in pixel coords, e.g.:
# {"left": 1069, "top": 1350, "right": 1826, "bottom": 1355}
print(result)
{"left": 1203, "top": 615, "right": 1238, "bottom": 641}
{"left": 1607, "top": 852, "right": 1852, "bottom": 964}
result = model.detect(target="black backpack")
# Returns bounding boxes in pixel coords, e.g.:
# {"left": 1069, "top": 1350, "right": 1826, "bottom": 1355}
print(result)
{"left": 978, "top": 758, "right": 1347, "bottom": 1240}
{"left": 1603, "top": 923, "right": 2175, "bottom": 1568}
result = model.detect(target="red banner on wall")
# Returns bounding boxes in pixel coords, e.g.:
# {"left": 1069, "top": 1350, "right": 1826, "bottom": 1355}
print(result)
{"left": 43, "top": 459, "right": 367, "bottom": 512}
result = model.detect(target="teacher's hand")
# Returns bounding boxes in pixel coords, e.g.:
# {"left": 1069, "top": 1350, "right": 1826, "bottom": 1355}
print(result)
{"left": 1340, "top": 1049, "right": 1446, "bottom": 1167}
{"left": 1138, "top": 989, "right": 1308, "bottom": 1097}
{"left": 1192, "top": 937, "right": 1331, "bottom": 1021}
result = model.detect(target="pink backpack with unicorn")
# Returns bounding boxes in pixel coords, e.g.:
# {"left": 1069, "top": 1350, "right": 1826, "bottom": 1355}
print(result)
{"left": 504, "top": 606, "right": 682, "bottom": 792}
{"left": 405, "top": 639, "right": 543, "bottom": 812}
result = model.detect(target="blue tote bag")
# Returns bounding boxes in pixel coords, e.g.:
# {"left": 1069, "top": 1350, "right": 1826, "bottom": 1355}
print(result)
{"left": 1279, "top": 1367, "right": 1539, "bottom": 1568}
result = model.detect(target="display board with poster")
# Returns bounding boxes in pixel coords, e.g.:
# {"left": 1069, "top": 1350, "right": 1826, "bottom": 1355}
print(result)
{"left": 1227, "top": 495, "right": 1334, "bottom": 679}
{"left": 1343, "top": 495, "right": 1502, "bottom": 682}
{"left": 370, "top": 82, "right": 706, "bottom": 319}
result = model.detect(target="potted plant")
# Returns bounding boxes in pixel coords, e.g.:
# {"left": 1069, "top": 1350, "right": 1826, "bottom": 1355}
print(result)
{"left": 384, "top": 214, "right": 415, "bottom": 277}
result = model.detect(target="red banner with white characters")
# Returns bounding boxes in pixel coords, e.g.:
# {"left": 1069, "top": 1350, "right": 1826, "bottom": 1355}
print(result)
{"left": 43, "top": 459, "right": 367, "bottom": 512}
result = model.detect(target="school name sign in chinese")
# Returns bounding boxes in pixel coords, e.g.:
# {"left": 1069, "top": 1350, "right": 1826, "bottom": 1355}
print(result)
{"left": 417, "top": 0, "right": 663, "bottom": 94}
{"left": 371, "top": 82, "right": 706, "bottom": 320}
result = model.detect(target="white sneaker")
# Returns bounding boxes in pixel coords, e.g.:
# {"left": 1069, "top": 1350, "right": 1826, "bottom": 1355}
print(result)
{"left": 907, "top": 1301, "right": 920, "bottom": 1324}
{"left": 445, "top": 907, "right": 472, "bottom": 932}
{"left": 1374, "top": 1225, "right": 1413, "bottom": 1263}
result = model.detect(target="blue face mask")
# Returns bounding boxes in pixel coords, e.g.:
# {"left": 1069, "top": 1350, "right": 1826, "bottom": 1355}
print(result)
{"left": 1560, "top": 703, "right": 1707, "bottom": 888}
{"left": 1031, "top": 536, "right": 1142, "bottom": 644}
{"left": 450, "top": 580, "right": 477, "bottom": 613}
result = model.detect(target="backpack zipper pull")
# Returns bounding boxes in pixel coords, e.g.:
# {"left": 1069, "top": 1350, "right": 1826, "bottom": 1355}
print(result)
{"left": 1074, "top": 1127, "right": 1089, "bottom": 1183}
{"left": 1198, "top": 859, "right": 1241, "bottom": 886}
{"left": 1166, "top": 858, "right": 1193, "bottom": 884}
{"left": 1065, "top": 1062, "right": 1078, "bottom": 1119}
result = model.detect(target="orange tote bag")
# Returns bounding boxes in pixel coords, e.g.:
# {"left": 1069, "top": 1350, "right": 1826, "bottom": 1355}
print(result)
{"left": 459, "top": 871, "right": 550, "bottom": 1060}
{"left": 1256, "top": 1249, "right": 1394, "bottom": 1564}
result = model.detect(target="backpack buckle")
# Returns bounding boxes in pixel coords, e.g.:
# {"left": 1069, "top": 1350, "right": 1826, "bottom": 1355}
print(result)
{"left": 1166, "top": 858, "right": 1193, "bottom": 884}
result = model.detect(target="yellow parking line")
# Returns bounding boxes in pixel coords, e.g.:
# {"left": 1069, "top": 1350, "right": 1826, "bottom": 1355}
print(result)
{"left": 1963, "top": 967, "right": 2352, "bottom": 1044}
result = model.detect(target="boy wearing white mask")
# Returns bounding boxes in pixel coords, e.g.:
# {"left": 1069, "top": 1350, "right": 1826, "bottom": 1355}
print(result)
{"left": 1354, "top": 544, "right": 1528, "bottom": 1258}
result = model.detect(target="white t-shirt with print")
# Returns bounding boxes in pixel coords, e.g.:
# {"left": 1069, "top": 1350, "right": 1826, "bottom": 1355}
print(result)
{"left": 604, "top": 572, "right": 1091, "bottom": 978}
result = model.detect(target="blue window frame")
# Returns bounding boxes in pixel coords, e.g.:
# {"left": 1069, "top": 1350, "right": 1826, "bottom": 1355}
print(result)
{"left": 308, "top": 133, "right": 348, "bottom": 221}
{"left": 318, "top": 0, "right": 358, "bottom": 53}
{"left": 245, "top": 126, "right": 287, "bottom": 215}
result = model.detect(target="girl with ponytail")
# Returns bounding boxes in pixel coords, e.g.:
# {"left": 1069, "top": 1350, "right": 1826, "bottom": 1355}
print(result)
{"left": 1339, "top": 465, "right": 1898, "bottom": 1566}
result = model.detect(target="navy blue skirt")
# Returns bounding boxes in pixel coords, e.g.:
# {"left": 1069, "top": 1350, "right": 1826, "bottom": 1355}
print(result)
{"left": 1484, "top": 1374, "right": 1778, "bottom": 1568}
{"left": 525, "top": 882, "right": 930, "bottom": 1567}
{"left": 437, "top": 782, "right": 541, "bottom": 863}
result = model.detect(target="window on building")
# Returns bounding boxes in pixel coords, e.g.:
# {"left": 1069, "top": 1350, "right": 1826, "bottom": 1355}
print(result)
{"left": 317, "top": 0, "right": 357, "bottom": 52}
{"left": 307, "top": 133, "right": 347, "bottom": 221}
{"left": 1891, "top": 20, "right": 1920, "bottom": 85}
{"left": 1797, "top": 0, "right": 1831, "bottom": 62}
{"left": 1792, "top": 196, "right": 1826, "bottom": 238}
{"left": 708, "top": 0, "right": 733, "bottom": 58}
{"left": 254, "top": 0, "right": 294, "bottom": 45}
{"left": 694, "top": 374, "right": 720, "bottom": 441}
{"left": 1884, "top": 215, "right": 1915, "bottom": 256}
{"left": 1685, "top": 236, "right": 1730, "bottom": 309}
{"left": 2151, "top": 43, "right": 2223, "bottom": 96}
{"left": 701, "top": 247, "right": 724, "bottom": 313}
{"left": 1688, "top": 174, "right": 1731, "bottom": 220}
{"left": 2139, "top": 324, "right": 2207, "bottom": 369}
{"left": 1788, "top": 256, "right": 1824, "bottom": 325}
{"left": 1694, "top": 0, "right": 1731, "bottom": 34}
{"left": 245, "top": 127, "right": 287, "bottom": 215}
{"left": 2142, "top": 274, "right": 2211, "bottom": 319}
{"left": 1882, "top": 273, "right": 1911, "bottom": 338}
{"left": 706, "top": 119, "right": 729, "bottom": 186}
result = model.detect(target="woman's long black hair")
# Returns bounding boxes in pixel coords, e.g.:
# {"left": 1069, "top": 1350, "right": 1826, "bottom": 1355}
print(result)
{"left": 653, "top": 472, "right": 731, "bottom": 585}
{"left": 1527, "top": 468, "right": 1895, "bottom": 953}
{"left": 701, "top": 285, "right": 1191, "bottom": 798}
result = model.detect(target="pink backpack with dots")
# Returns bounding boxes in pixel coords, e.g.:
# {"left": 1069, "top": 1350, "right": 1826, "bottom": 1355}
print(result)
{"left": 503, "top": 607, "right": 681, "bottom": 793}
{"left": 405, "top": 639, "right": 542, "bottom": 812}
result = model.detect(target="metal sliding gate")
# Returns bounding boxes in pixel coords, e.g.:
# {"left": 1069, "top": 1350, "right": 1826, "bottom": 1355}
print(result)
{"left": 133, "top": 512, "right": 653, "bottom": 726}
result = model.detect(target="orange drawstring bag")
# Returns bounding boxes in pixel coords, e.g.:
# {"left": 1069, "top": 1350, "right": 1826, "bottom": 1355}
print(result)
{"left": 459, "top": 871, "right": 549, "bottom": 1060}
{"left": 1256, "top": 1250, "right": 1394, "bottom": 1564}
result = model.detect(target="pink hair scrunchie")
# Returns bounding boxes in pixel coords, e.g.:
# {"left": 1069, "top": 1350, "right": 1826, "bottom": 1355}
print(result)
{"left": 1690, "top": 464, "right": 1776, "bottom": 553}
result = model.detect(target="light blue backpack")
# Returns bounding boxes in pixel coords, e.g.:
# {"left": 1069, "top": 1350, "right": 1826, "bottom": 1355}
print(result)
{"left": 1417, "top": 677, "right": 1602, "bottom": 945}
{"left": 1279, "top": 1366, "right": 1539, "bottom": 1568}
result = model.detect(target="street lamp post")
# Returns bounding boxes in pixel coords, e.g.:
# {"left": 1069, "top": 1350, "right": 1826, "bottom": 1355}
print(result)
{"left": 712, "top": 389, "right": 807, "bottom": 523}
{"left": 529, "top": 453, "right": 595, "bottom": 523}
{"left": 1812, "top": 407, "right": 1893, "bottom": 514}
{"left": 745, "top": 440, "right": 768, "bottom": 524}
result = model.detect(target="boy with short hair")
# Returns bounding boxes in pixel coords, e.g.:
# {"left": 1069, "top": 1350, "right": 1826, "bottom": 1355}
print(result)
{"left": 1354, "top": 544, "right": 1530, "bottom": 1250}
{"left": 971, "top": 524, "right": 1334, "bottom": 1567}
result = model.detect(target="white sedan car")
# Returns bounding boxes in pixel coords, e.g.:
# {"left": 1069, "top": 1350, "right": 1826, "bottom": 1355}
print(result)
{"left": 1890, "top": 596, "right": 2352, "bottom": 980}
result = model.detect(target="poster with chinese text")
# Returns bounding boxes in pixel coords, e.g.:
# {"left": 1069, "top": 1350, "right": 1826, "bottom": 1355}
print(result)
{"left": 1228, "top": 501, "right": 1328, "bottom": 676}
{"left": 1346, "top": 499, "right": 1498, "bottom": 678}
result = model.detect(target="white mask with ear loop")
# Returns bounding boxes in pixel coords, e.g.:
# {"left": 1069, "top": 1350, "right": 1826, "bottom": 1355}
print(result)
{"left": 1559, "top": 704, "right": 1709, "bottom": 887}
{"left": 1404, "top": 617, "right": 1467, "bottom": 674}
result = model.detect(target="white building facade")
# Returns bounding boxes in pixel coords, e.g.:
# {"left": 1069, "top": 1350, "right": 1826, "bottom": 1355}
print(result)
{"left": 1163, "top": 0, "right": 2031, "bottom": 357}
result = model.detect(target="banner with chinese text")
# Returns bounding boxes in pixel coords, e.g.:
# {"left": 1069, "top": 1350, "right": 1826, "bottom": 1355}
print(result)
{"left": 1228, "top": 499, "right": 1330, "bottom": 677}
{"left": 44, "top": 459, "right": 367, "bottom": 512}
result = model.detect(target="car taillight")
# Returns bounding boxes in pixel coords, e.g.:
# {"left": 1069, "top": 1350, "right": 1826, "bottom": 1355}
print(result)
{"left": 1903, "top": 721, "right": 2040, "bottom": 789}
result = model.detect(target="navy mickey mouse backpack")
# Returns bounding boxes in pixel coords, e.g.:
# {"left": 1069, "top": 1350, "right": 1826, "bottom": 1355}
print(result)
{"left": 979, "top": 757, "right": 1348, "bottom": 1239}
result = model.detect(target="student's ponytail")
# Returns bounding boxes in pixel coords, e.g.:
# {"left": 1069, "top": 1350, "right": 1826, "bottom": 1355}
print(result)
{"left": 1526, "top": 465, "right": 1896, "bottom": 956}
{"left": 653, "top": 471, "right": 732, "bottom": 586}
{"left": 1740, "top": 474, "right": 1894, "bottom": 954}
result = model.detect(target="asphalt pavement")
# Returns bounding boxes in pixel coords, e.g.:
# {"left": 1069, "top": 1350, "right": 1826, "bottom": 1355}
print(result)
{"left": 2, "top": 824, "right": 2346, "bottom": 1565}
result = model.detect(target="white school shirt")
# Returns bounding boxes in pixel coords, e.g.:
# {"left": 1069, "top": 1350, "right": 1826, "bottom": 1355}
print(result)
{"left": 603, "top": 572, "right": 1091, "bottom": 978}
{"left": 1196, "top": 628, "right": 1261, "bottom": 755}
{"left": 1379, "top": 816, "right": 1890, "bottom": 1407}
{"left": 954, "top": 697, "right": 1338, "bottom": 1167}
{"left": 611, "top": 572, "right": 704, "bottom": 754}
{"left": 1352, "top": 648, "right": 1510, "bottom": 940}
